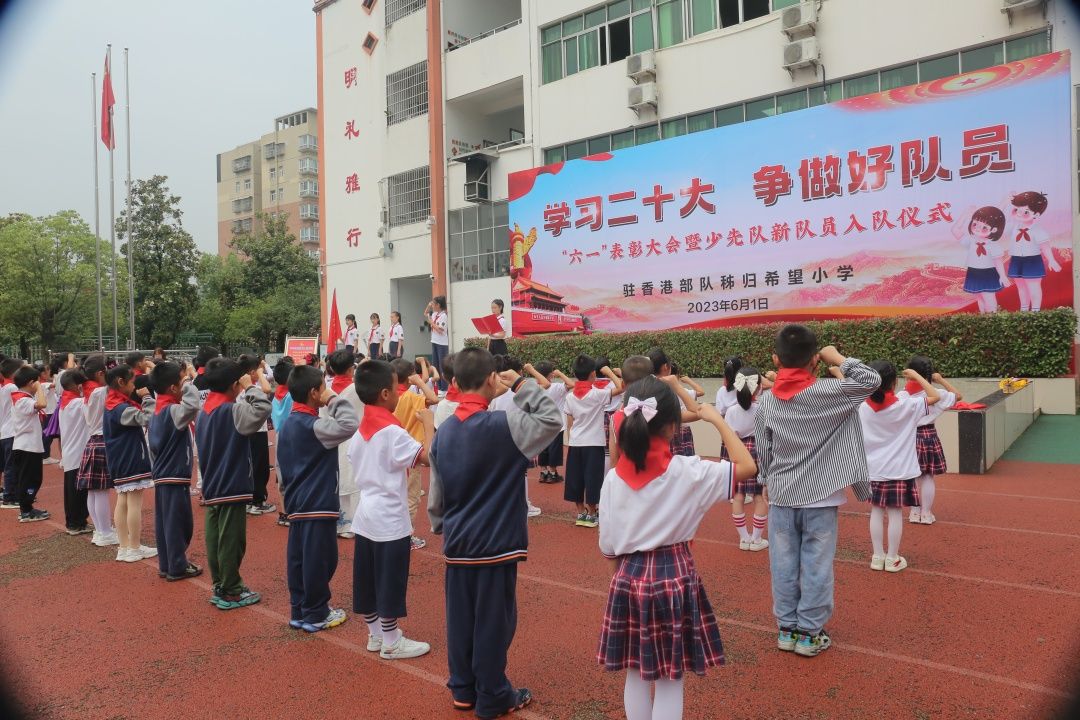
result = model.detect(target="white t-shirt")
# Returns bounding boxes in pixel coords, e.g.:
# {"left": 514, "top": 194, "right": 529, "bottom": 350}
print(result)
{"left": 598, "top": 455, "right": 734, "bottom": 557}
{"left": 715, "top": 386, "right": 738, "bottom": 416}
{"left": 433, "top": 398, "right": 459, "bottom": 429}
{"left": 12, "top": 394, "right": 44, "bottom": 453}
{"left": 962, "top": 236, "right": 1006, "bottom": 270}
{"left": 898, "top": 388, "right": 956, "bottom": 426}
{"left": 44, "top": 382, "right": 59, "bottom": 414}
{"left": 724, "top": 401, "right": 757, "bottom": 439}
{"left": 59, "top": 398, "right": 91, "bottom": 472}
{"left": 0, "top": 384, "right": 17, "bottom": 439}
{"left": 344, "top": 326, "right": 360, "bottom": 349}
{"left": 389, "top": 323, "right": 404, "bottom": 344}
{"left": 367, "top": 326, "right": 384, "bottom": 347}
{"left": 84, "top": 386, "right": 106, "bottom": 436}
{"left": 430, "top": 311, "right": 448, "bottom": 346}
{"left": 1007, "top": 223, "right": 1049, "bottom": 258}
{"left": 348, "top": 423, "right": 422, "bottom": 541}
{"left": 547, "top": 382, "right": 568, "bottom": 430}
{"left": 328, "top": 384, "right": 364, "bottom": 498}
{"left": 490, "top": 388, "right": 515, "bottom": 413}
{"left": 565, "top": 386, "right": 613, "bottom": 447}
{"left": 597, "top": 379, "right": 621, "bottom": 412}
{"left": 858, "top": 395, "right": 928, "bottom": 481}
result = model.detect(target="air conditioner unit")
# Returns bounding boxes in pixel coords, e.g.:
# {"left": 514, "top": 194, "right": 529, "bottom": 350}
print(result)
{"left": 626, "top": 50, "right": 656, "bottom": 83}
{"left": 378, "top": 240, "right": 394, "bottom": 258}
{"left": 628, "top": 82, "right": 658, "bottom": 111}
{"left": 782, "top": 38, "right": 819, "bottom": 71}
{"left": 1001, "top": 0, "right": 1046, "bottom": 11}
{"left": 781, "top": 2, "right": 816, "bottom": 38}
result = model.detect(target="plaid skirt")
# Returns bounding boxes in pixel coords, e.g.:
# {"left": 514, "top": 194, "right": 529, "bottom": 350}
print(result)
{"left": 916, "top": 425, "right": 947, "bottom": 476}
{"left": 721, "top": 436, "right": 760, "bottom": 495}
{"left": 870, "top": 478, "right": 920, "bottom": 508}
{"left": 670, "top": 424, "right": 695, "bottom": 457}
{"left": 76, "top": 434, "right": 113, "bottom": 491}
{"left": 597, "top": 542, "right": 724, "bottom": 681}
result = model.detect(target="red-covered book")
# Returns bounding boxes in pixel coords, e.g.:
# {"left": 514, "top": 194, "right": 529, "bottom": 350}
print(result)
{"left": 471, "top": 314, "right": 503, "bottom": 335}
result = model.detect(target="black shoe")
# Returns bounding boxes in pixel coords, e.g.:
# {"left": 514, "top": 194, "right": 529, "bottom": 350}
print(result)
{"left": 166, "top": 563, "right": 203, "bottom": 582}
{"left": 550, "top": 472, "right": 563, "bottom": 483}
{"left": 477, "top": 688, "right": 532, "bottom": 719}
{"left": 18, "top": 509, "right": 50, "bottom": 523}
{"left": 538, "top": 471, "right": 551, "bottom": 483}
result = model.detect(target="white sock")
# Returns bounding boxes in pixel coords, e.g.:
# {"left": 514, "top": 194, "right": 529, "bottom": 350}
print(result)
{"left": 380, "top": 617, "right": 401, "bottom": 646}
{"left": 623, "top": 672, "right": 651, "bottom": 720}
{"left": 886, "top": 507, "right": 903, "bottom": 557}
{"left": 524, "top": 475, "right": 532, "bottom": 506}
{"left": 87, "top": 491, "right": 114, "bottom": 534}
{"left": 732, "top": 513, "right": 750, "bottom": 541}
{"left": 652, "top": 677, "right": 684, "bottom": 720}
{"left": 363, "top": 612, "right": 380, "bottom": 638}
{"left": 751, "top": 514, "right": 767, "bottom": 542}
{"left": 869, "top": 506, "right": 885, "bottom": 557}
{"left": 919, "top": 474, "right": 936, "bottom": 516}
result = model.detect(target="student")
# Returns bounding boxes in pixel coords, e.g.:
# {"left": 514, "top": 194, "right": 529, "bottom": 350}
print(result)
{"left": 428, "top": 347, "right": 562, "bottom": 717}
{"left": 388, "top": 311, "right": 405, "bottom": 358}
{"left": 77, "top": 355, "right": 118, "bottom": 546}
{"left": 278, "top": 364, "right": 359, "bottom": 632}
{"left": 239, "top": 355, "right": 275, "bottom": 517}
{"left": 363, "top": 313, "right": 382, "bottom": 360}
{"left": 901, "top": 356, "right": 961, "bottom": 525}
{"left": 344, "top": 314, "right": 360, "bottom": 354}
{"left": 532, "top": 361, "right": 573, "bottom": 484}
{"left": 271, "top": 357, "right": 296, "bottom": 527}
{"left": 432, "top": 353, "right": 460, "bottom": 430}
{"left": 715, "top": 356, "right": 743, "bottom": 415}
{"left": 0, "top": 357, "right": 25, "bottom": 509}
{"left": 564, "top": 354, "right": 623, "bottom": 528}
{"left": 126, "top": 351, "right": 155, "bottom": 398}
{"left": 147, "top": 361, "right": 202, "bottom": 581}
{"left": 326, "top": 349, "right": 362, "bottom": 539}
{"left": 492, "top": 357, "right": 545, "bottom": 518}
{"left": 39, "top": 362, "right": 60, "bottom": 465}
{"left": 425, "top": 296, "right": 449, "bottom": 392}
{"left": 755, "top": 326, "right": 879, "bottom": 657}
{"left": 487, "top": 299, "right": 509, "bottom": 356}
{"left": 58, "top": 370, "right": 91, "bottom": 535}
{"left": 10, "top": 366, "right": 49, "bottom": 522}
{"left": 857, "top": 362, "right": 940, "bottom": 573}
{"left": 723, "top": 367, "right": 774, "bottom": 552}
{"left": 191, "top": 346, "right": 222, "bottom": 498}
{"left": 646, "top": 348, "right": 700, "bottom": 457}
{"left": 195, "top": 357, "right": 272, "bottom": 610}
{"left": 592, "top": 356, "right": 622, "bottom": 470}
{"left": 102, "top": 365, "right": 156, "bottom": 562}
{"left": 598, "top": 377, "right": 755, "bottom": 720}
{"left": 349, "top": 359, "right": 435, "bottom": 660}
{"left": 390, "top": 357, "right": 438, "bottom": 549}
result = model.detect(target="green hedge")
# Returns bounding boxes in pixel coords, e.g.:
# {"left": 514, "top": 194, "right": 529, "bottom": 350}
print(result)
{"left": 467, "top": 308, "right": 1078, "bottom": 378}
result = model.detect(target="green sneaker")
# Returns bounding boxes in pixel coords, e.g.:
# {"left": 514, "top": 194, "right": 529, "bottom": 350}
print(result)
{"left": 580, "top": 514, "right": 598, "bottom": 528}
{"left": 794, "top": 629, "right": 831, "bottom": 657}
{"left": 574, "top": 512, "right": 589, "bottom": 527}
{"left": 215, "top": 587, "right": 261, "bottom": 611}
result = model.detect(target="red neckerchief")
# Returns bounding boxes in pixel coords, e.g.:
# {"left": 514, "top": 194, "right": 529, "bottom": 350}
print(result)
{"left": 154, "top": 393, "right": 182, "bottom": 416}
{"left": 0, "top": 378, "right": 7, "bottom": 386}
{"left": 391, "top": 323, "right": 402, "bottom": 338}
{"left": 133, "top": 369, "right": 144, "bottom": 377}
{"left": 203, "top": 391, "right": 231, "bottom": 414}
{"left": 60, "top": 390, "right": 81, "bottom": 410}
{"left": 771, "top": 368, "right": 816, "bottom": 401}
{"left": 105, "top": 388, "right": 139, "bottom": 411}
{"left": 445, "top": 385, "right": 461, "bottom": 402}
{"left": 611, "top": 409, "right": 625, "bottom": 438}
{"left": 11, "top": 391, "right": 31, "bottom": 406}
{"left": 331, "top": 374, "right": 352, "bottom": 395}
{"left": 291, "top": 402, "right": 318, "bottom": 417}
{"left": 274, "top": 385, "right": 289, "bottom": 401}
{"left": 865, "top": 390, "right": 899, "bottom": 412}
{"left": 572, "top": 380, "right": 594, "bottom": 399}
{"left": 595, "top": 378, "right": 611, "bottom": 388}
{"left": 975, "top": 241, "right": 987, "bottom": 257}
{"left": 615, "top": 435, "right": 673, "bottom": 491}
{"left": 1016, "top": 227, "right": 1031, "bottom": 242}
{"left": 454, "top": 393, "right": 490, "bottom": 422}
{"left": 197, "top": 367, "right": 205, "bottom": 375}
{"left": 369, "top": 326, "right": 379, "bottom": 344}
{"left": 82, "top": 379, "right": 102, "bottom": 400}
{"left": 359, "top": 404, "right": 403, "bottom": 440}
{"left": 903, "top": 380, "right": 923, "bottom": 395}
{"left": 397, "top": 383, "right": 410, "bottom": 396}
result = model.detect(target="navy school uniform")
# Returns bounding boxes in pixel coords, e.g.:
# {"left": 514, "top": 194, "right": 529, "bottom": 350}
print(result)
{"left": 148, "top": 384, "right": 200, "bottom": 577}
{"left": 101, "top": 389, "right": 153, "bottom": 488}
{"left": 276, "top": 397, "right": 359, "bottom": 625}
{"left": 429, "top": 380, "right": 561, "bottom": 717}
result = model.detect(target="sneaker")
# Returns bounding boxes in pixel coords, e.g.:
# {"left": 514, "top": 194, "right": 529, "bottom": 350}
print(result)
{"left": 379, "top": 635, "right": 431, "bottom": 660}
{"left": 289, "top": 619, "right": 304, "bottom": 630}
{"left": 794, "top": 629, "right": 832, "bottom": 657}
{"left": 748, "top": 538, "right": 769, "bottom": 552}
{"left": 116, "top": 548, "right": 140, "bottom": 563}
{"left": 574, "top": 512, "right": 589, "bottom": 527}
{"left": 338, "top": 530, "right": 356, "bottom": 539}
{"left": 410, "top": 535, "right": 426, "bottom": 550}
{"left": 42, "top": 457, "right": 60, "bottom": 465}
{"left": 550, "top": 472, "right": 563, "bottom": 484}
{"left": 302, "top": 608, "right": 347, "bottom": 633}
{"left": 189, "top": 487, "right": 200, "bottom": 497}
{"left": 252, "top": 502, "right": 276, "bottom": 515}
{"left": 739, "top": 538, "right": 751, "bottom": 551}
{"left": 539, "top": 471, "right": 551, "bottom": 483}
{"left": 92, "top": 531, "right": 119, "bottom": 547}
{"left": 214, "top": 587, "right": 261, "bottom": 610}
{"left": 477, "top": 688, "right": 533, "bottom": 719}
{"left": 18, "top": 509, "right": 50, "bottom": 523}
{"left": 0, "top": 499, "right": 20, "bottom": 509}
{"left": 165, "top": 563, "right": 203, "bottom": 582}
{"left": 870, "top": 555, "right": 885, "bottom": 571}
{"left": 908, "top": 510, "right": 921, "bottom": 524}
{"left": 245, "top": 504, "right": 264, "bottom": 516}
{"left": 579, "top": 514, "right": 598, "bottom": 528}
{"left": 367, "top": 634, "right": 383, "bottom": 652}
{"left": 137, "top": 545, "right": 158, "bottom": 559}
{"left": 919, "top": 513, "right": 936, "bottom": 525}
{"left": 277, "top": 513, "right": 290, "bottom": 527}
{"left": 777, "top": 627, "right": 799, "bottom": 652}
{"left": 527, "top": 504, "right": 542, "bottom": 518}
{"left": 66, "top": 525, "right": 93, "bottom": 536}
{"left": 884, "top": 555, "right": 908, "bottom": 573}
{"left": 451, "top": 699, "right": 476, "bottom": 712}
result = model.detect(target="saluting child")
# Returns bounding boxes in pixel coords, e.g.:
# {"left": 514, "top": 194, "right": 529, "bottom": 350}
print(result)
{"left": 901, "top": 356, "right": 961, "bottom": 525}
{"left": 432, "top": 353, "right": 460, "bottom": 429}
{"left": 391, "top": 357, "right": 438, "bottom": 550}
{"left": 278, "top": 364, "right": 359, "bottom": 632}
{"left": 532, "top": 361, "right": 573, "bottom": 484}
{"left": 271, "top": 357, "right": 296, "bottom": 528}
{"left": 646, "top": 348, "right": 700, "bottom": 457}
{"left": 10, "top": 366, "right": 49, "bottom": 522}
{"left": 102, "top": 365, "right": 156, "bottom": 562}
{"left": 715, "top": 356, "right": 743, "bottom": 415}
{"left": 564, "top": 355, "right": 623, "bottom": 528}
{"left": 0, "top": 357, "right": 26, "bottom": 509}
{"left": 723, "top": 367, "right": 774, "bottom": 552}
{"left": 58, "top": 370, "right": 92, "bottom": 534}
{"left": 148, "top": 361, "right": 202, "bottom": 581}
{"left": 77, "top": 356, "right": 118, "bottom": 546}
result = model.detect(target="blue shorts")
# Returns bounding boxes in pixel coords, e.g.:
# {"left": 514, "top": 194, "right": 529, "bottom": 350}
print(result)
{"left": 1007, "top": 254, "right": 1045, "bottom": 279}
{"left": 964, "top": 267, "right": 1003, "bottom": 294}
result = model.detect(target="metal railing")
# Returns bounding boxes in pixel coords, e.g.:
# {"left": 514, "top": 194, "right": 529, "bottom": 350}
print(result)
{"left": 447, "top": 18, "right": 522, "bottom": 51}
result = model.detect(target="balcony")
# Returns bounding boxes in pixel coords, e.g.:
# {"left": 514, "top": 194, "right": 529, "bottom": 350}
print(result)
{"left": 299, "top": 181, "right": 319, "bottom": 198}
{"left": 299, "top": 134, "right": 318, "bottom": 153}
{"left": 231, "top": 197, "right": 254, "bottom": 214}
{"left": 264, "top": 142, "right": 285, "bottom": 160}
{"left": 300, "top": 204, "right": 319, "bottom": 220}
{"left": 299, "top": 158, "right": 318, "bottom": 176}
{"left": 445, "top": 15, "right": 525, "bottom": 102}
{"left": 300, "top": 225, "right": 319, "bottom": 244}
{"left": 231, "top": 219, "right": 252, "bottom": 234}
{"left": 232, "top": 156, "right": 252, "bottom": 173}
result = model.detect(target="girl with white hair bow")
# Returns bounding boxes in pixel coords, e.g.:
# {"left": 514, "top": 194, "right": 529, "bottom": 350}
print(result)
{"left": 723, "top": 367, "right": 774, "bottom": 552}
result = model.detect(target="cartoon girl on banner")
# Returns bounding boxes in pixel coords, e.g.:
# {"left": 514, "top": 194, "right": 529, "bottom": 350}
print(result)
{"left": 953, "top": 205, "right": 1010, "bottom": 313}
{"left": 509, "top": 223, "right": 537, "bottom": 280}
{"left": 1005, "top": 191, "right": 1061, "bottom": 312}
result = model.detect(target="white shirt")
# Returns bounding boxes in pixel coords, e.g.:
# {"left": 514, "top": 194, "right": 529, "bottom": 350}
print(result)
{"left": 547, "top": 382, "right": 568, "bottom": 430}
{"left": 598, "top": 455, "right": 734, "bottom": 557}
{"left": 59, "top": 398, "right": 91, "bottom": 472}
{"left": 1007, "top": 223, "right": 1049, "bottom": 258}
{"left": 345, "top": 326, "right": 360, "bottom": 349}
{"left": 44, "top": 382, "right": 59, "bottom": 414}
{"left": 724, "top": 401, "right": 757, "bottom": 439}
{"left": 84, "top": 386, "right": 106, "bottom": 436}
{"left": 433, "top": 398, "right": 459, "bottom": 429}
{"left": 496, "top": 315, "right": 507, "bottom": 335}
{"left": 598, "top": 380, "right": 621, "bottom": 412}
{"left": 328, "top": 384, "right": 364, "bottom": 498}
{"left": 715, "top": 386, "right": 738, "bottom": 416}
{"left": 858, "top": 395, "right": 928, "bottom": 481}
{"left": 490, "top": 388, "right": 516, "bottom": 414}
{"left": 348, "top": 423, "right": 422, "bottom": 541}
{"left": 962, "top": 236, "right": 1006, "bottom": 270}
{"left": 430, "top": 311, "right": 448, "bottom": 346}
{"left": 367, "top": 325, "right": 385, "bottom": 347}
{"left": 12, "top": 393, "right": 43, "bottom": 453}
{"left": 0, "top": 384, "right": 17, "bottom": 439}
{"left": 565, "top": 386, "right": 613, "bottom": 447}
{"left": 389, "top": 323, "right": 404, "bottom": 344}
{"left": 899, "top": 388, "right": 956, "bottom": 426}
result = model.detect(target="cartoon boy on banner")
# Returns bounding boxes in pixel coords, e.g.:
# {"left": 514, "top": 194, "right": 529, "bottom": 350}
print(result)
{"left": 1006, "top": 191, "right": 1061, "bottom": 311}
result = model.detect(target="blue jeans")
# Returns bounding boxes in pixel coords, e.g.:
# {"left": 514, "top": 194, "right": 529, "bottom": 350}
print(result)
{"left": 431, "top": 343, "right": 448, "bottom": 392}
{"left": 767, "top": 505, "right": 838, "bottom": 635}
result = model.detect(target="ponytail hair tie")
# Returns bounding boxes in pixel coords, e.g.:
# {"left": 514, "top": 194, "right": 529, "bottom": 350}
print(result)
{"left": 733, "top": 373, "right": 760, "bottom": 394}
{"left": 624, "top": 396, "right": 658, "bottom": 421}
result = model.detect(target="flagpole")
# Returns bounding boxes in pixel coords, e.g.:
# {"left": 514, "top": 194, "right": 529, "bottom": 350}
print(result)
{"left": 108, "top": 44, "right": 118, "bottom": 352}
{"left": 124, "top": 47, "right": 135, "bottom": 351}
{"left": 91, "top": 73, "right": 103, "bottom": 353}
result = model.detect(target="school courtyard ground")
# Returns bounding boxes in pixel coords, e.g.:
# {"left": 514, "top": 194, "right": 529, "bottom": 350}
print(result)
{"left": 1, "top": 416, "right": 1078, "bottom": 720}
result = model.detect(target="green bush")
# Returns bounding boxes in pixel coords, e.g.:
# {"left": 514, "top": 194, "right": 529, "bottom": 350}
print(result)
{"left": 466, "top": 308, "right": 1078, "bottom": 378}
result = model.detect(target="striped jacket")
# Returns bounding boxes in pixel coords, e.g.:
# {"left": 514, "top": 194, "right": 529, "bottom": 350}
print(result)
{"left": 277, "top": 396, "right": 359, "bottom": 521}
{"left": 755, "top": 358, "right": 880, "bottom": 506}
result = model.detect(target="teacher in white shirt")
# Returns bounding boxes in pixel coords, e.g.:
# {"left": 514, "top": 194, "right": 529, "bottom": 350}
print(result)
{"left": 487, "top": 299, "right": 509, "bottom": 356}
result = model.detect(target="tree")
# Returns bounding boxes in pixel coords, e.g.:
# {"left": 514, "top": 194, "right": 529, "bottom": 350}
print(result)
{"left": 116, "top": 175, "right": 199, "bottom": 348}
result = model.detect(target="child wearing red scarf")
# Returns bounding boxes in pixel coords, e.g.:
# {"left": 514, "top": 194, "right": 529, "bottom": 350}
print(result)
{"left": 0, "top": 357, "right": 27, "bottom": 509}
{"left": 857, "top": 362, "right": 940, "bottom": 573}
{"left": 58, "top": 369, "right": 92, "bottom": 534}
{"left": 102, "top": 365, "right": 156, "bottom": 562}
{"left": 76, "top": 355, "right": 118, "bottom": 545}
{"left": 9, "top": 366, "right": 49, "bottom": 521}
{"left": 563, "top": 355, "right": 623, "bottom": 528}
{"left": 326, "top": 349, "right": 361, "bottom": 538}
{"left": 390, "top": 357, "right": 437, "bottom": 550}
{"left": 900, "top": 356, "right": 961, "bottom": 525}
{"left": 598, "top": 376, "right": 755, "bottom": 720}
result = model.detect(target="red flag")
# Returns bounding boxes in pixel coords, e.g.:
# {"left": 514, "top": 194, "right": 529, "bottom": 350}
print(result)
{"left": 326, "top": 289, "right": 342, "bottom": 351}
{"left": 101, "top": 52, "right": 115, "bottom": 149}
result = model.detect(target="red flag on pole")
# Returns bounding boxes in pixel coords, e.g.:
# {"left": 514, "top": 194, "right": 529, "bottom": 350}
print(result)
{"left": 326, "top": 289, "right": 343, "bottom": 350}
{"left": 100, "top": 52, "right": 115, "bottom": 149}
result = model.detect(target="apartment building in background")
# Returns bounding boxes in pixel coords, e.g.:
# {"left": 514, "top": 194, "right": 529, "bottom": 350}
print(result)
{"left": 215, "top": 108, "right": 320, "bottom": 257}
{"left": 314, "top": 0, "right": 1077, "bottom": 354}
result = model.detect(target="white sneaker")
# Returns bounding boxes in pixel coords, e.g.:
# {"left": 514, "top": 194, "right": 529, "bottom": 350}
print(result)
{"left": 380, "top": 635, "right": 431, "bottom": 660}
{"left": 527, "top": 504, "right": 542, "bottom": 518}
{"left": 748, "top": 538, "right": 769, "bottom": 552}
{"left": 102, "top": 532, "right": 120, "bottom": 546}
{"left": 870, "top": 555, "right": 885, "bottom": 571}
{"left": 908, "top": 510, "right": 921, "bottom": 524}
{"left": 94, "top": 532, "right": 119, "bottom": 547}
{"left": 137, "top": 545, "right": 158, "bottom": 559}
{"left": 42, "top": 457, "right": 60, "bottom": 465}
{"left": 919, "top": 513, "right": 936, "bottom": 525}
{"left": 884, "top": 555, "right": 908, "bottom": 573}
{"left": 116, "top": 548, "right": 139, "bottom": 563}
{"left": 367, "top": 634, "right": 383, "bottom": 652}
{"left": 738, "top": 538, "right": 751, "bottom": 550}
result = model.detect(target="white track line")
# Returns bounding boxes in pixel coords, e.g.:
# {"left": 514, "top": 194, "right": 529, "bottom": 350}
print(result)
{"left": 938, "top": 487, "right": 1080, "bottom": 503}
{"left": 838, "top": 510, "right": 1080, "bottom": 540}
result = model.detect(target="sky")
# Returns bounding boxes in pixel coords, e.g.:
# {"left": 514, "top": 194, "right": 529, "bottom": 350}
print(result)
{"left": 0, "top": 0, "right": 316, "bottom": 253}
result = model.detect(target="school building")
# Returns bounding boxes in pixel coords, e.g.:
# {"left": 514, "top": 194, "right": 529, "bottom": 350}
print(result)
{"left": 313, "top": 0, "right": 1079, "bottom": 353}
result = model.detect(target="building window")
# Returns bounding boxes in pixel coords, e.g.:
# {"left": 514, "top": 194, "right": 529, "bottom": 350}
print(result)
{"left": 386, "top": 166, "right": 430, "bottom": 227}
{"left": 386, "top": 60, "right": 428, "bottom": 126}
{"left": 232, "top": 197, "right": 253, "bottom": 214}
{"left": 234, "top": 180, "right": 241, "bottom": 193}
{"left": 299, "top": 134, "right": 318, "bottom": 152}
{"left": 264, "top": 142, "right": 286, "bottom": 160}
{"left": 270, "top": 189, "right": 278, "bottom": 202}
{"left": 299, "top": 158, "right": 318, "bottom": 175}
{"left": 385, "top": 0, "right": 424, "bottom": 27}
{"left": 449, "top": 202, "right": 510, "bottom": 283}
{"left": 299, "top": 180, "right": 319, "bottom": 198}
{"left": 244, "top": 178, "right": 252, "bottom": 191}
{"left": 300, "top": 226, "right": 320, "bottom": 244}
{"left": 300, "top": 203, "right": 319, "bottom": 220}
{"left": 278, "top": 165, "right": 285, "bottom": 179}
{"left": 363, "top": 32, "right": 379, "bottom": 54}
{"left": 269, "top": 167, "right": 276, "bottom": 180}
